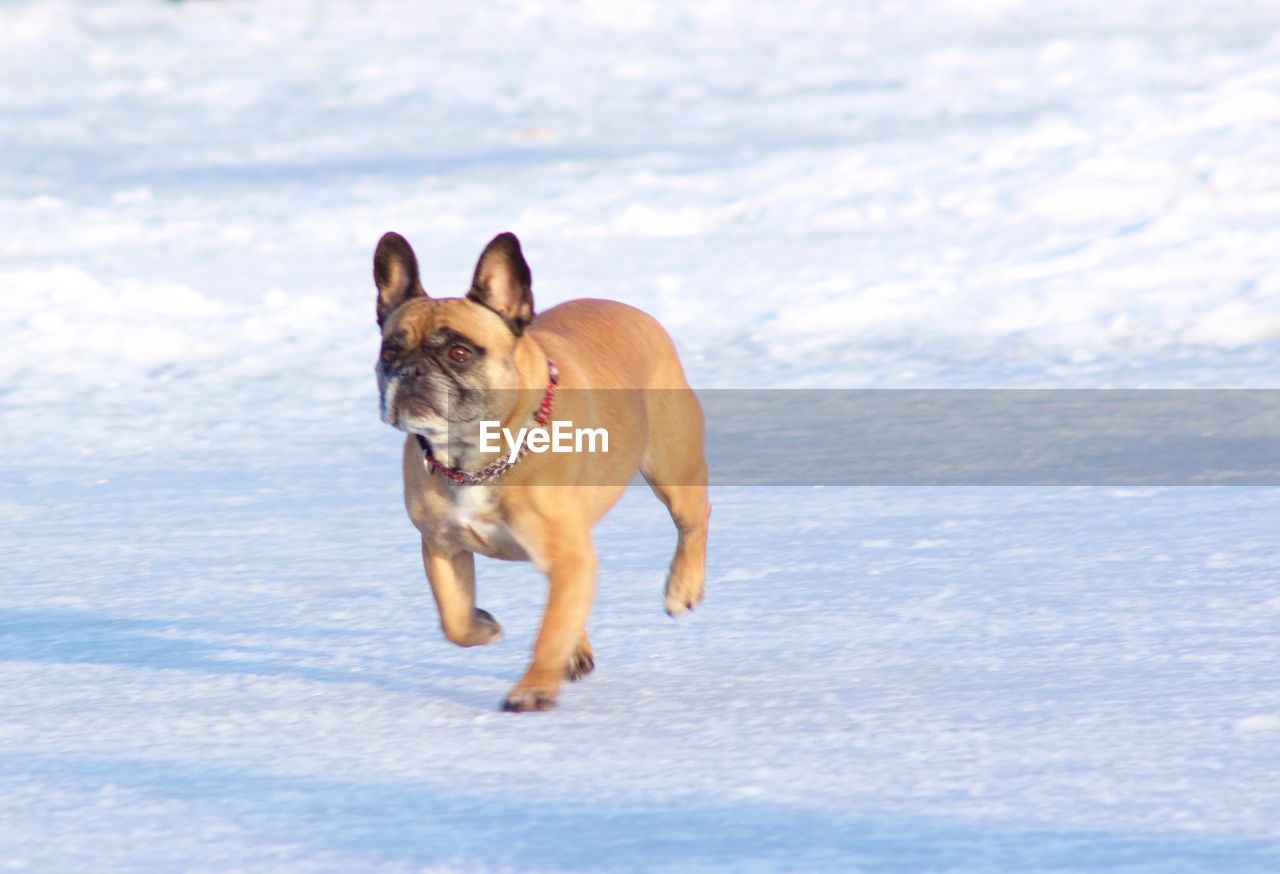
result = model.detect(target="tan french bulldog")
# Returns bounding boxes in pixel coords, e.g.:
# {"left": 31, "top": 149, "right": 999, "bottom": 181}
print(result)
{"left": 374, "top": 231, "right": 709, "bottom": 711}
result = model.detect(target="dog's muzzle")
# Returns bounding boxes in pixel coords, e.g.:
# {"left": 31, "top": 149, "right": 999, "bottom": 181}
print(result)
{"left": 378, "top": 362, "right": 449, "bottom": 432}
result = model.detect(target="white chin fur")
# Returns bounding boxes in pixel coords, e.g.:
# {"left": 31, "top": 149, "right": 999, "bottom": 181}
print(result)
{"left": 398, "top": 416, "right": 448, "bottom": 438}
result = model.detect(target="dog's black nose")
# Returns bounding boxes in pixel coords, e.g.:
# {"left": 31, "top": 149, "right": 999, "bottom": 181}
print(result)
{"left": 385, "top": 359, "right": 426, "bottom": 381}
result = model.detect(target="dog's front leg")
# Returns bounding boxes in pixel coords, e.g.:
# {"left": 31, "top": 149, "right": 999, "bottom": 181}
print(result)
{"left": 503, "top": 531, "right": 597, "bottom": 712}
{"left": 421, "top": 541, "right": 503, "bottom": 647}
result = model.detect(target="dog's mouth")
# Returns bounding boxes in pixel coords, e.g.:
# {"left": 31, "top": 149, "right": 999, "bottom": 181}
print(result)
{"left": 384, "top": 398, "right": 449, "bottom": 436}
{"left": 380, "top": 376, "right": 448, "bottom": 435}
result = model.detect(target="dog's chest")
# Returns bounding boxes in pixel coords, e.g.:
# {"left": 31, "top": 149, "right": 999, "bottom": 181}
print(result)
{"left": 438, "top": 486, "right": 528, "bottom": 560}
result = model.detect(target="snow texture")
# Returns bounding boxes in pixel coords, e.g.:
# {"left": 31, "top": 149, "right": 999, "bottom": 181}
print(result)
{"left": 2, "top": 0, "right": 1279, "bottom": 871}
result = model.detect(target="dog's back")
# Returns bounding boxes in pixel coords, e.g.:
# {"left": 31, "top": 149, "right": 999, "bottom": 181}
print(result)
{"left": 531, "top": 299, "right": 692, "bottom": 391}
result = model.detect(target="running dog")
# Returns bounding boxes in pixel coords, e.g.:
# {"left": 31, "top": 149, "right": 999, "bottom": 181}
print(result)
{"left": 374, "top": 231, "right": 709, "bottom": 711}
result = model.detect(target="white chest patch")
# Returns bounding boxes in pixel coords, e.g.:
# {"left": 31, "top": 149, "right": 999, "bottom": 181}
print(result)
{"left": 442, "top": 486, "right": 528, "bottom": 560}
{"left": 452, "top": 486, "right": 500, "bottom": 537}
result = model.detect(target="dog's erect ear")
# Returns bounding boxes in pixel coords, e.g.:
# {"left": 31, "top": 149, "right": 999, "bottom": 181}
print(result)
{"left": 374, "top": 232, "right": 426, "bottom": 327}
{"left": 467, "top": 232, "right": 534, "bottom": 336}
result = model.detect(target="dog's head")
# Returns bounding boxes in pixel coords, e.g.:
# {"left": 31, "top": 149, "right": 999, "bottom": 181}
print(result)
{"left": 373, "top": 231, "right": 535, "bottom": 441}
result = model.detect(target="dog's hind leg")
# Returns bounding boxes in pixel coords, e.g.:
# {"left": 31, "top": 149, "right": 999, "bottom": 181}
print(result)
{"left": 646, "top": 477, "right": 710, "bottom": 616}
{"left": 641, "top": 389, "right": 710, "bottom": 616}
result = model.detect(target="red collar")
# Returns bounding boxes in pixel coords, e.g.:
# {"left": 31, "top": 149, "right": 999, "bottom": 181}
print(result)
{"left": 415, "top": 359, "right": 559, "bottom": 485}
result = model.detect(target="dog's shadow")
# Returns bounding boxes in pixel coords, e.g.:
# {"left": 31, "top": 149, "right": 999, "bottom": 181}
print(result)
{"left": 0, "top": 607, "right": 506, "bottom": 711}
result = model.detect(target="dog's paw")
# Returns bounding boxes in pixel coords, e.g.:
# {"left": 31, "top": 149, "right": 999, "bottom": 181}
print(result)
{"left": 444, "top": 609, "right": 503, "bottom": 647}
{"left": 501, "top": 686, "right": 558, "bottom": 713}
{"left": 472, "top": 608, "right": 503, "bottom": 643}
{"left": 565, "top": 645, "right": 595, "bottom": 682}
{"left": 502, "top": 668, "right": 564, "bottom": 712}
{"left": 664, "top": 573, "right": 704, "bottom": 617}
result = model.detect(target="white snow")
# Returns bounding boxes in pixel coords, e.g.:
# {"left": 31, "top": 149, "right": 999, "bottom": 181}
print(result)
{"left": 2, "top": 0, "right": 1280, "bottom": 870}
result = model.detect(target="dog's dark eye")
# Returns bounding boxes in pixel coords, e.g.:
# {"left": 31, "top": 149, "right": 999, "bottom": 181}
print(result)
{"left": 448, "top": 344, "right": 472, "bottom": 364}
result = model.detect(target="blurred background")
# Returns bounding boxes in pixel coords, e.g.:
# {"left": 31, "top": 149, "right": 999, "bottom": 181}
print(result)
{"left": 5, "top": 0, "right": 1280, "bottom": 451}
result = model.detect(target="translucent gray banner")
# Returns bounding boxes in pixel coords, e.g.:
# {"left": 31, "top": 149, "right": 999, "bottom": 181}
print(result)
{"left": 704, "top": 390, "right": 1280, "bottom": 485}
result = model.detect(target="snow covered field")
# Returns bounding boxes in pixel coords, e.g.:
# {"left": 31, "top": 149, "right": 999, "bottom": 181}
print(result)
{"left": 3, "top": 0, "right": 1280, "bottom": 870}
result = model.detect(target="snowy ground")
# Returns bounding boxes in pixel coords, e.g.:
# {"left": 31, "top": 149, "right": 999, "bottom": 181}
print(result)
{"left": 3, "top": 0, "right": 1280, "bottom": 870}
